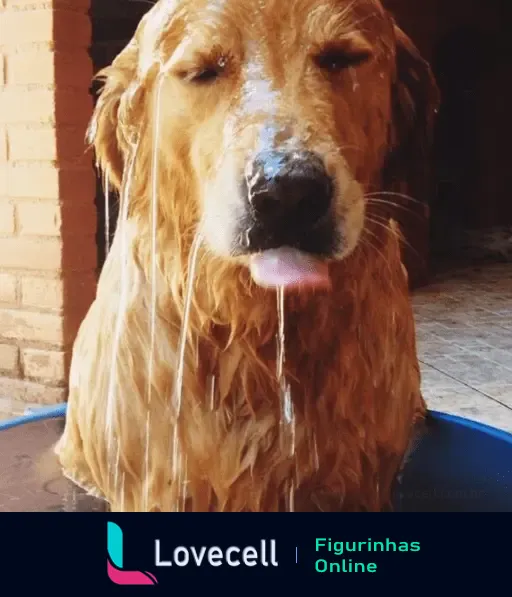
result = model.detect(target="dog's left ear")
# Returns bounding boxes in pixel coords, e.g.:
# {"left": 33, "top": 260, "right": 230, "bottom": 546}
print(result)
{"left": 384, "top": 24, "right": 440, "bottom": 188}
{"left": 381, "top": 24, "right": 440, "bottom": 288}
{"left": 86, "top": 38, "right": 140, "bottom": 192}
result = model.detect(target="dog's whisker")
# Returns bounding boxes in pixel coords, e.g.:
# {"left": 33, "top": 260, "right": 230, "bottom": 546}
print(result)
{"left": 360, "top": 226, "right": 394, "bottom": 274}
{"left": 365, "top": 190, "right": 421, "bottom": 204}
{"left": 368, "top": 213, "right": 422, "bottom": 261}
{"left": 366, "top": 199, "right": 424, "bottom": 221}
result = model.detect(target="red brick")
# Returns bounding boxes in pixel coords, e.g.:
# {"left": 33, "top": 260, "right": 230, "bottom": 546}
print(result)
{"left": 54, "top": 89, "right": 94, "bottom": 125}
{"left": 56, "top": 125, "right": 92, "bottom": 162}
{"left": 0, "top": 201, "right": 15, "bottom": 235}
{"left": 0, "top": 308, "right": 68, "bottom": 346}
{"left": 58, "top": 167, "right": 96, "bottom": 202}
{"left": 53, "top": 9, "right": 92, "bottom": 49}
{"left": 0, "top": 272, "right": 17, "bottom": 304}
{"left": 22, "top": 347, "right": 67, "bottom": 383}
{"left": 0, "top": 343, "right": 19, "bottom": 374}
{"left": 56, "top": 50, "right": 94, "bottom": 87}
{"left": 0, "top": 375, "right": 66, "bottom": 404}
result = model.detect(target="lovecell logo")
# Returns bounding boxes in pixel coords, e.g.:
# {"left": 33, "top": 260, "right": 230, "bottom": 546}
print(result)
{"left": 107, "top": 522, "right": 158, "bottom": 585}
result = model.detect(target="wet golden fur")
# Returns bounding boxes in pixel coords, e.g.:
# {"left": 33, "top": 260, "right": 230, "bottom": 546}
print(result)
{"left": 55, "top": 0, "right": 439, "bottom": 511}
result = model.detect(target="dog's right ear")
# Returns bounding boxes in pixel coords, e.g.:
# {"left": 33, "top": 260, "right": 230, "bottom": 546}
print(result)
{"left": 86, "top": 39, "right": 140, "bottom": 191}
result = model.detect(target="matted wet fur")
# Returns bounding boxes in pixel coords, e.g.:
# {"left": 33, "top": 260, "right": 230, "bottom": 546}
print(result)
{"left": 55, "top": 0, "right": 439, "bottom": 512}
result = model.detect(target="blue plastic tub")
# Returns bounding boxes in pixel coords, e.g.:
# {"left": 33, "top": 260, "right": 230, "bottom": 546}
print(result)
{"left": 1, "top": 405, "right": 511, "bottom": 511}
{"left": 395, "top": 411, "right": 512, "bottom": 512}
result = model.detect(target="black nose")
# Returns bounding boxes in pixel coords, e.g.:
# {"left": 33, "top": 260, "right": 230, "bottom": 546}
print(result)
{"left": 246, "top": 150, "right": 333, "bottom": 232}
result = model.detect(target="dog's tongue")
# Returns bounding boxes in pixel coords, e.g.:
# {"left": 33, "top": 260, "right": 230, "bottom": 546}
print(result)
{"left": 249, "top": 248, "right": 331, "bottom": 289}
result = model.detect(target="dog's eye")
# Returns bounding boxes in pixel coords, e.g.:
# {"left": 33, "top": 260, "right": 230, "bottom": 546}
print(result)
{"left": 188, "top": 57, "right": 228, "bottom": 85}
{"left": 190, "top": 67, "right": 221, "bottom": 84}
{"left": 315, "top": 49, "right": 370, "bottom": 73}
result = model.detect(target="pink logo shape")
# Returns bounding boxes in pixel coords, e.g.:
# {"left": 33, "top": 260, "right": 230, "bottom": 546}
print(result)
{"left": 107, "top": 560, "right": 158, "bottom": 586}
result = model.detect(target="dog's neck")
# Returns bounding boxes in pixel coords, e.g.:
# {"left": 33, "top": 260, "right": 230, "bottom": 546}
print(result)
{"left": 128, "top": 217, "right": 399, "bottom": 331}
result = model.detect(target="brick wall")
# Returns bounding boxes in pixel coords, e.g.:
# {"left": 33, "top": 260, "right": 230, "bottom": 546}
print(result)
{"left": 0, "top": 0, "right": 97, "bottom": 408}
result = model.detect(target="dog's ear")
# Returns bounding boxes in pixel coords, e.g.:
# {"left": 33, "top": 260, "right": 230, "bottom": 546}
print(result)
{"left": 380, "top": 24, "right": 440, "bottom": 289}
{"left": 384, "top": 24, "right": 440, "bottom": 190}
{"left": 86, "top": 39, "right": 140, "bottom": 191}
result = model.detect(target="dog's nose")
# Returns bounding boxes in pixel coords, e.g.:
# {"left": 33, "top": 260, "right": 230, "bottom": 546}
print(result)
{"left": 246, "top": 150, "right": 333, "bottom": 231}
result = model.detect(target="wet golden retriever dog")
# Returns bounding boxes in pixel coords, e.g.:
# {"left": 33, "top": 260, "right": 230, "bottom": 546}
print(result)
{"left": 55, "top": 0, "right": 439, "bottom": 511}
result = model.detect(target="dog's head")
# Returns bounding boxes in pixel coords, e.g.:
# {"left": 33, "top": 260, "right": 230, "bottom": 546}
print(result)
{"left": 88, "top": 0, "right": 438, "bottom": 290}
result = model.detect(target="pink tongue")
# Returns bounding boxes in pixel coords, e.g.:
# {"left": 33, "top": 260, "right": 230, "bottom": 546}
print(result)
{"left": 249, "top": 248, "right": 331, "bottom": 289}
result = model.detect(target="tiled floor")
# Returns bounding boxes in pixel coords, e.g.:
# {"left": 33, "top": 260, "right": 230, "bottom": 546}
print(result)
{"left": 414, "top": 262, "right": 512, "bottom": 432}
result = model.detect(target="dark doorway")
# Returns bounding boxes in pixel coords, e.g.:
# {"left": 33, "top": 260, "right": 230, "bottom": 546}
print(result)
{"left": 430, "top": 24, "right": 511, "bottom": 265}
{"left": 89, "top": 0, "right": 149, "bottom": 274}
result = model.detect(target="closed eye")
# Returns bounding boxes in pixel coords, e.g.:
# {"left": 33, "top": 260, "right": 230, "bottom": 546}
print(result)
{"left": 178, "top": 56, "right": 228, "bottom": 85}
{"left": 190, "top": 65, "right": 223, "bottom": 84}
{"left": 314, "top": 48, "right": 371, "bottom": 74}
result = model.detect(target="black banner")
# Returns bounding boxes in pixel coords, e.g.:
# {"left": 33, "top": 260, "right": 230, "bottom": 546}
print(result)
{"left": 1, "top": 514, "right": 508, "bottom": 591}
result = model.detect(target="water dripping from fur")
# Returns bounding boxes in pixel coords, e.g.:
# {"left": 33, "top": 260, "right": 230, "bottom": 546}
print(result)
{"left": 276, "top": 287, "right": 297, "bottom": 511}
{"left": 104, "top": 167, "right": 110, "bottom": 255}
{"left": 170, "top": 231, "right": 203, "bottom": 511}
{"left": 120, "top": 473, "right": 126, "bottom": 513}
{"left": 105, "top": 139, "right": 140, "bottom": 495}
{"left": 312, "top": 431, "right": 320, "bottom": 471}
{"left": 276, "top": 287, "right": 295, "bottom": 454}
{"left": 143, "top": 69, "right": 167, "bottom": 512}
{"left": 209, "top": 375, "right": 217, "bottom": 411}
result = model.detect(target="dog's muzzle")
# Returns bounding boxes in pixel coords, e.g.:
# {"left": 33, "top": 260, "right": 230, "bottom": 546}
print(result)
{"left": 240, "top": 149, "right": 336, "bottom": 256}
